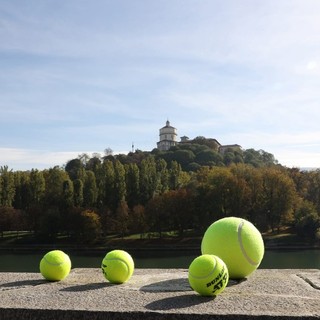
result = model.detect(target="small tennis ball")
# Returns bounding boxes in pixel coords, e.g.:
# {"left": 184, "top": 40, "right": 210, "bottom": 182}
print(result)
{"left": 188, "top": 254, "right": 229, "bottom": 296}
{"left": 101, "top": 250, "right": 134, "bottom": 284}
{"left": 201, "top": 217, "right": 264, "bottom": 279}
{"left": 39, "top": 250, "right": 71, "bottom": 281}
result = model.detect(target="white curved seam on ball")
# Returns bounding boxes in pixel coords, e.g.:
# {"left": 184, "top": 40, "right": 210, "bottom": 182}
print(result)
{"left": 104, "top": 258, "right": 130, "bottom": 275}
{"left": 43, "top": 257, "right": 66, "bottom": 267}
{"left": 189, "top": 258, "right": 217, "bottom": 280}
{"left": 238, "top": 220, "right": 258, "bottom": 266}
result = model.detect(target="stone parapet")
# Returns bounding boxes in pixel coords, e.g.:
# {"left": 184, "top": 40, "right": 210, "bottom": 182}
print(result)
{"left": 0, "top": 269, "right": 319, "bottom": 319}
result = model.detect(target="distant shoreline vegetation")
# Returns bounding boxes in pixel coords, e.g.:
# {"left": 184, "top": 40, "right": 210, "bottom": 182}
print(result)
{"left": 0, "top": 138, "right": 320, "bottom": 245}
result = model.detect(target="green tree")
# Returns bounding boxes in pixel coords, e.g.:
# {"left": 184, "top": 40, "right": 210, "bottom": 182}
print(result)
{"left": 168, "top": 161, "right": 182, "bottom": 190}
{"left": 65, "top": 158, "right": 85, "bottom": 181}
{"left": 29, "top": 169, "right": 45, "bottom": 205}
{"left": 113, "top": 160, "right": 126, "bottom": 209}
{"left": 44, "top": 167, "right": 70, "bottom": 207}
{"left": 13, "top": 171, "right": 30, "bottom": 210}
{"left": 0, "top": 166, "right": 15, "bottom": 207}
{"left": 139, "top": 156, "right": 158, "bottom": 204}
{"left": 62, "top": 178, "right": 74, "bottom": 208}
{"left": 157, "top": 158, "right": 169, "bottom": 193}
{"left": 83, "top": 170, "right": 98, "bottom": 207}
{"left": 195, "top": 149, "right": 223, "bottom": 166}
{"left": 125, "top": 163, "right": 140, "bottom": 208}
{"left": 73, "top": 179, "right": 84, "bottom": 207}
{"left": 102, "top": 160, "right": 115, "bottom": 209}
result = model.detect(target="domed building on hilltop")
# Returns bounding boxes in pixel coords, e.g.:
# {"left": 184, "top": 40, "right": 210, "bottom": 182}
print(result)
{"left": 157, "top": 120, "right": 178, "bottom": 151}
{"left": 156, "top": 120, "right": 241, "bottom": 153}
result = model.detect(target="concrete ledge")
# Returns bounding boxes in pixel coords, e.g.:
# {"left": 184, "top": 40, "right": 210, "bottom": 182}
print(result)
{"left": 0, "top": 269, "right": 319, "bottom": 319}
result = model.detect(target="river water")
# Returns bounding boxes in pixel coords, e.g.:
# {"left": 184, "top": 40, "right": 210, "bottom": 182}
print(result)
{"left": 0, "top": 249, "right": 319, "bottom": 272}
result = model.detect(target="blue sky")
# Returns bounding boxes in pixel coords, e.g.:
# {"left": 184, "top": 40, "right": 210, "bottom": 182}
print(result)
{"left": 1, "top": 0, "right": 320, "bottom": 170}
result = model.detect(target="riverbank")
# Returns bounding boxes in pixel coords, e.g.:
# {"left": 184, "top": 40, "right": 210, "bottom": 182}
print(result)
{"left": 0, "top": 228, "right": 319, "bottom": 253}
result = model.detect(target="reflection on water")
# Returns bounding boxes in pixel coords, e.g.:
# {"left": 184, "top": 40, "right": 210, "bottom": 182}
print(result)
{"left": 0, "top": 249, "right": 319, "bottom": 272}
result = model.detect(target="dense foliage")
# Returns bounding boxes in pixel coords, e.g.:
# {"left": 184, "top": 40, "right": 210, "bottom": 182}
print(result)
{"left": 0, "top": 143, "right": 320, "bottom": 243}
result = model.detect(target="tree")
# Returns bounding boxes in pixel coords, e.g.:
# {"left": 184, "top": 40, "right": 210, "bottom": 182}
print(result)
{"left": 0, "top": 166, "right": 15, "bottom": 207}
{"left": 157, "top": 158, "right": 169, "bottom": 194}
{"left": 43, "top": 167, "right": 70, "bottom": 207}
{"left": 62, "top": 178, "right": 74, "bottom": 208}
{"left": 73, "top": 179, "right": 84, "bottom": 207}
{"left": 29, "top": 169, "right": 45, "bottom": 205}
{"left": 38, "top": 207, "right": 61, "bottom": 240}
{"left": 114, "top": 200, "right": 129, "bottom": 238}
{"left": 139, "top": 156, "right": 158, "bottom": 204}
{"left": 83, "top": 170, "right": 98, "bottom": 208}
{"left": 86, "top": 156, "right": 101, "bottom": 173}
{"left": 79, "top": 209, "right": 102, "bottom": 243}
{"left": 145, "top": 195, "right": 168, "bottom": 238}
{"left": 125, "top": 163, "right": 140, "bottom": 208}
{"left": 195, "top": 149, "right": 222, "bottom": 166}
{"left": 13, "top": 171, "right": 30, "bottom": 210}
{"left": 102, "top": 160, "right": 115, "bottom": 209}
{"left": 129, "top": 204, "right": 148, "bottom": 235}
{"left": 104, "top": 147, "right": 113, "bottom": 157}
{"left": 65, "top": 159, "right": 85, "bottom": 181}
{"left": 168, "top": 161, "right": 182, "bottom": 190}
{"left": 261, "top": 168, "right": 297, "bottom": 231}
{"left": 304, "top": 170, "right": 320, "bottom": 212}
{"left": 113, "top": 160, "right": 126, "bottom": 209}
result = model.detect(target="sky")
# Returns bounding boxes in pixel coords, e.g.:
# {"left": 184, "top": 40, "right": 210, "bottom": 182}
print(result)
{"left": 1, "top": 0, "right": 320, "bottom": 171}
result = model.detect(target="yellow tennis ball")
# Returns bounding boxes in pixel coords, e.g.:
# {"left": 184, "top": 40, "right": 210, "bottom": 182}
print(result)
{"left": 39, "top": 250, "right": 71, "bottom": 281}
{"left": 201, "top": 216, "right": 264, "bottom": 279}
{"left": 101, "top": 250, "right": 134, "bottom": 284}
{"left": 188, "top": 254, "right": 229, "bottom": 296}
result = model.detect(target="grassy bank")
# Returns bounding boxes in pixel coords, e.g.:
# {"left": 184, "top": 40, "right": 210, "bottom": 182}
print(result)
{"left": 0, "top": 228, "right": 319, "bottom": 252}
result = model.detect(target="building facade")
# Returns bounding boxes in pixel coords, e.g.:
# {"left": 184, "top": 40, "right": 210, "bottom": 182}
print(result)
{"left": 157, "top": 120, "right": 178, "bottom": 151}
{"left": 156, "top": 120, "right": 241, "bottom": 153}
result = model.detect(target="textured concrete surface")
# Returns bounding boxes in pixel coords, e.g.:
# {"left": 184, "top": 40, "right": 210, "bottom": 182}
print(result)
{"left": 0, "top": 268, "right": 319, "bottom": 319}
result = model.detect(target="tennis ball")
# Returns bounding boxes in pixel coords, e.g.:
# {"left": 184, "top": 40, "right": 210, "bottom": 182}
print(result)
{"left": 39, "top": 250, "right": 71, "bottom": 281}
{"left": 201, "top": 217, "right": 264, "bottom": 279}
{"left": 101, "top": 250, "right": 134, "bottom": 284}
{"left": 188, "top": 254, "right": 229, "bottom": 296}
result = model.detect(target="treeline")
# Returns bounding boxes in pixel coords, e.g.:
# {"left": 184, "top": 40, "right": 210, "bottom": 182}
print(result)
{"left": 0, "top": 145, "right": 320, "bottom": 243}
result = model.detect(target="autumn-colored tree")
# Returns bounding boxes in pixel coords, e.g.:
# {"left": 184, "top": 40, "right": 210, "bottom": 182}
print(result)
{"left": 261, "top": 167, "right": 297, "bottom": 231}
{"left": 114, "top": 200, "right": 129, "bottom": 238}
{"left": 79, "top": 209, "right": 102, "bottom": 243}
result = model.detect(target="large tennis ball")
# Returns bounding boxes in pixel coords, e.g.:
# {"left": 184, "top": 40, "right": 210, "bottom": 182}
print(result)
{"left": 201, "top": 217, "right": 264, "bottom": 279}
{"left": 101, "top": 250, "right": 134, "bottom": 284}
{"left": 188, "top": 254, "right": 229, "bottom": 296}
{"left": 39, "top": 250, "right": 71, "bottom": 281}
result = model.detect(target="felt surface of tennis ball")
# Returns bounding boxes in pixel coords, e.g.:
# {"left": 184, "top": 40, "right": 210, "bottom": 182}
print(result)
{"left": 101, "top": 250, "right": 134, "bottom": 284}
{"left": 201, "top": 217, "right": 264, "bottom": 279}
{"left": 188, "top": 254, "right": 229, "bottom": 296}
{"left": 39, "top": 250, "right": 71, "bottom": 281}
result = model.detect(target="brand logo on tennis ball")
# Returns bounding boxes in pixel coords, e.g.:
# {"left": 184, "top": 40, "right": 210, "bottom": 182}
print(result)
{"left": 206, "top": 265, "right": 228, "bottom": 294}
{"left": 101, "top": 263, "right": 107, "bottom": 276}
